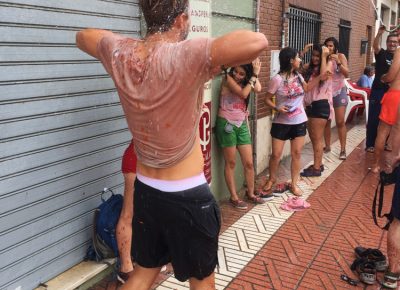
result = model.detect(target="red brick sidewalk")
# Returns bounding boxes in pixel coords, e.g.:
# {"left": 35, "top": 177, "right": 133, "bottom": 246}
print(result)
{"left": 227, "top": 143, "right": 395, "bottom": 289}
{"left": 91, "top": 128, "right": 397, "bottom": 289}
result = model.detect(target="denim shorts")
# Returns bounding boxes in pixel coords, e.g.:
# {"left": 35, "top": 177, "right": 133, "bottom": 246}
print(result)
{"left": 132, "top": 179, "right": 220, "bottom": 281}
{"left": 333, "top": 87, "right": 349, "bottom": 108}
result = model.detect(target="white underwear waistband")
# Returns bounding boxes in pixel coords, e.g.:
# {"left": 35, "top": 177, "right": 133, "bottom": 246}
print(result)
{"left": 136, "top": 173, "right": 207, "bottom": 192}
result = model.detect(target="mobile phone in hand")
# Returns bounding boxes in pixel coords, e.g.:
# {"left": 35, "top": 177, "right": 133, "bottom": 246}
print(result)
{"left": 287, "top": 105, "right": 296, "bottom": 113}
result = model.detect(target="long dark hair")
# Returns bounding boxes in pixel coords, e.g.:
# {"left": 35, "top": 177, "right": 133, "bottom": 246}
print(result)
{"left": 304, "top": 44, "right": 323, "bottom": 82}
{"left": 227, "top": 64, "right": 253, "bottom": 87}
{"left": 324, "top": 37, "right": 339, "bottom": 54}
{"left": 225, "top": 64, "right": 254, "bottom": 107}
{"left": 279, "top": 47, "right": 298, "bottom": 74}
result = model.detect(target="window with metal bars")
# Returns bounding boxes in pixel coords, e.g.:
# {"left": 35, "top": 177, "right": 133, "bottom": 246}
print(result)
{"left": 288, "top": 7, "right": 322, "bottom": 63}
{"left": 339, "top": 19, "right": 351, "bottom": 59}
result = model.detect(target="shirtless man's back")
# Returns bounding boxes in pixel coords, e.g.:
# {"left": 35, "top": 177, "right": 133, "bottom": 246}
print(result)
{"left": 76, "top": 1, "right": 268, "bottom": 289}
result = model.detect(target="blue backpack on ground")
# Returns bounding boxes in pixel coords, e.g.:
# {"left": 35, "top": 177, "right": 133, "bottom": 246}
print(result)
{"left": 85, "top": 188, "right": 123, "bottom": 261}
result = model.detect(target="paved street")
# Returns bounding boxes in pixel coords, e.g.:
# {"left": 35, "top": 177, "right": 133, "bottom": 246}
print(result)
{"left": 92, "top": 122, "right": 398, "bottom": 290}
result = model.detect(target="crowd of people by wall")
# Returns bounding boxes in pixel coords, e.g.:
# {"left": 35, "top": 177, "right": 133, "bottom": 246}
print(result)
{"left": 219, "top": 36, "right": 351, "bottom": 209}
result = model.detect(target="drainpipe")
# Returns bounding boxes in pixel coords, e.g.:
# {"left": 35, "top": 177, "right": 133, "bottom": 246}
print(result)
{"left": 281, "top": 0, "right": 287, "bottom": 49}
{"left": 252, "top": 0, "right": 261, "bottom": 175}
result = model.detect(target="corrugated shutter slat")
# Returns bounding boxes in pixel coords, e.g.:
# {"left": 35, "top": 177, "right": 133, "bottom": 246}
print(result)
{"left": 0, "top": 0, "right": 140, "bottom": 289}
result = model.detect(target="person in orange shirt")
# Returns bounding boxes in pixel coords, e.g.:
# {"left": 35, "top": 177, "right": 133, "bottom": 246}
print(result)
{"left": 373, "top": 46, "right": 400, "bottom": 172}
{"left": 381, "top": 104, "right": 400, "bottom": 289}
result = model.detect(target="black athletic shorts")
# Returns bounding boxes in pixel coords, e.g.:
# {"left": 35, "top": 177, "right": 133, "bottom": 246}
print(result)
{"left": 391, "top": 168, "right": 400, "bottom": 221}
{"left": 270, "top": 122, "right": 307, "bottom": 141}
{"left": 132, "top": 179, "right": 221, "bottom": 282}
{"left": 305, "top": 99, "right": 330, "bottom": 119}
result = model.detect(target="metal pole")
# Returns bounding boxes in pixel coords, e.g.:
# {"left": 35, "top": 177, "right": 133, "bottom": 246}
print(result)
{"left": 252, "top": 0, "right": 261, "bottom": 175}
{"left": 281, "top": 0, "right": 287, "bottom": 48}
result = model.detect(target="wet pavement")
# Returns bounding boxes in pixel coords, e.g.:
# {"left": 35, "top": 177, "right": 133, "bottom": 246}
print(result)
{"left": 90, "top": 120, "right": 398, "bottom": 289}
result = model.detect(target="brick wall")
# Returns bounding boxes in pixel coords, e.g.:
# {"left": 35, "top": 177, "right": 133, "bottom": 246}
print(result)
{"left": 257, "top": 0, "right": 375, "bottom": 119}
{"left": 257, "top": 0, "right": 287, "bottom": 117}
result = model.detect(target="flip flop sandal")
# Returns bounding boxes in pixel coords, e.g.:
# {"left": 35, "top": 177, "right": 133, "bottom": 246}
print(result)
{"left": 287, "top": 183, "right": 302, "bottom": 196}
{"left": 255, "top": 189, "right": 274, "bottom": 201}
{"left": 246, "top": 195, "right": 266, "bottom": 204}
{"left": 272, "top": 182, "right": 290, "bottom": 196}
{"left": 262, "top": 180, "right": 275, "bottom": 193}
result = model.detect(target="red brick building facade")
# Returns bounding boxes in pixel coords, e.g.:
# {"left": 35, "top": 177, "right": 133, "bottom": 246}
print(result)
{"left": 257, "top": 0, "right": 376, "bottom": 119}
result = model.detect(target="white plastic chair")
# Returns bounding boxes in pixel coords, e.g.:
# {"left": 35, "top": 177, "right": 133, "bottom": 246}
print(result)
{"left": 344, "top": 78, "right": 369, "bottom": 123}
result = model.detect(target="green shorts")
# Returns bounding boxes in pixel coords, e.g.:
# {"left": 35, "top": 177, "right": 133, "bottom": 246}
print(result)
{"left": 215, "top": 117, "right": 252, "bottom": 148}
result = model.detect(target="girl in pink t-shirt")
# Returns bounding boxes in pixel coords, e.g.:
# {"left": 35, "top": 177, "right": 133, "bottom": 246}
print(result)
{"left": 323, "top": 37, "right": 350, "bottom": 160}
{"left": 264, "top": 47, "right": 326, "bottom": 196}
{"left": 300, "top": 44, "right": 333, "bottom": 177}
{"left": 216, "top": 59, "right": 269, "bottom": 209}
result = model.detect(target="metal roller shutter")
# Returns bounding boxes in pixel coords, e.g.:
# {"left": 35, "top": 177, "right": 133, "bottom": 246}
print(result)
{"left": 0, "top": 1, "right": 140, "bottom": 289}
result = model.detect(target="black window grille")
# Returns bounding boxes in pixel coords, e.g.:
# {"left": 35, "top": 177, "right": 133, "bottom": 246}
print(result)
{"left": 288, "top": 7, "right": 322, "bottom": 63}
{"left": 339, "top": 19, "right": 351, "bottom": 59}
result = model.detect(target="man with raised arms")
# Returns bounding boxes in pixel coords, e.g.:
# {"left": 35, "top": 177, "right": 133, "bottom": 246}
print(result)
{"left": 76, "top": 1, "right": 268, "bottom": 289}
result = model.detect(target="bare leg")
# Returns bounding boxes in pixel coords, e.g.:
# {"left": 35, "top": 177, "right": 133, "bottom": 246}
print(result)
{"left": 121, "top": 265, "right": 162, "bottom": 290}
{"left": 263, "top": 138, "right": 286, "bottom": 191}
{"left": 290, "top": 136, "right": 305, "bottom": 195}
{"left": 386, "top": 134, "right": 393, "bottom": 151}
{"left": 116, "top": 172, "right": 136, "bottom": 274}
{"left": 372, "top": 121, "right": 392, "bottom": 173}
{"left": 387, "top": 218, "right": 400, "bottom": 273}
{"left": 309, "top": 118, "right": 328, "bottom": 168}
{"left": 237, "top": 144, "right": 256, "bottom": 197}
{"left": 222, "top": 146, "right": 239, "bottom": 200}
{"left": 189, "top": 273, "right": 216, "bottom": 290}
{"left": 324, "top": 120, "right": 332, "bottom": 151}
{"left": 335, "top": 106, "right": 347, "bottom": 152}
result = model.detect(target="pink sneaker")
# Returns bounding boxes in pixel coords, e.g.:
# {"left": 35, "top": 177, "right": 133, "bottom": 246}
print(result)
{"left": 280, "top": 197, "right": 310, "bottom": 212}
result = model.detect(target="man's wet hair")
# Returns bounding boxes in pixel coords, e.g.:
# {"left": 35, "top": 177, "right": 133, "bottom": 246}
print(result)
{"left": 139, "top": 0, "right": 189, "bottom": 34}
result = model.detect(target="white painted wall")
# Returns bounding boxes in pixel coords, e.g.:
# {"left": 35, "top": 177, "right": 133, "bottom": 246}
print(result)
{"left": 256, "top": 116, "right": 273, "bottom": 174}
